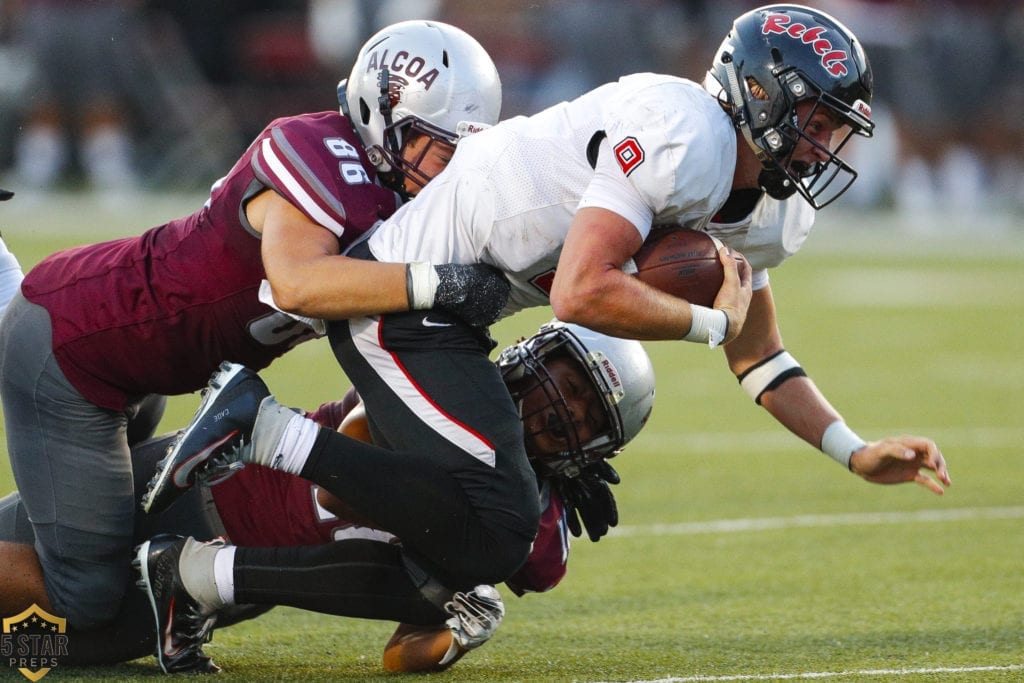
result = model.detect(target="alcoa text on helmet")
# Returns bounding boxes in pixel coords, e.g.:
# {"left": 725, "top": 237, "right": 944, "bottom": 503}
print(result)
{"left": 339, "top": 20, "right": 501, "bottom": 196}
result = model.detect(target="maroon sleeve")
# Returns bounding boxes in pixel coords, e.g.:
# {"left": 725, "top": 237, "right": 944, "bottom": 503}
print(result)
{"left": 505, "top": 483, "right": 570, "bottom": 596}
{"left": 305, "top": 387, "right": 361, "bottom": 431}
{"left": 250, "top": 112, "right": 397, "bottom": 245}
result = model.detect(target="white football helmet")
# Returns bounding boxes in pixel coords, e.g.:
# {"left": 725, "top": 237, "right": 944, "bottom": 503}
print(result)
{"left": 498, "top": 321, "right": 656, "bottom": 477}
{"left": 338, "top": 20, "right": 501, "bottom": 195}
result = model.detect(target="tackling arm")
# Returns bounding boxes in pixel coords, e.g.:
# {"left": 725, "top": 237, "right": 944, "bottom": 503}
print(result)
{"left": 725, "top": 285, "right": 951, "bottom": 494}
{"left": 253, "top": 191, "right": 409, "bottom": 319}
{"left": 254, "top": 191, "right": 510, "bottom": 326}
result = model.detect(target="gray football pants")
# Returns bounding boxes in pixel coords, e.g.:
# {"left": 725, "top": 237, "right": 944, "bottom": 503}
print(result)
{"left": 0, "top": 292, "right": 162, "bottom": 628}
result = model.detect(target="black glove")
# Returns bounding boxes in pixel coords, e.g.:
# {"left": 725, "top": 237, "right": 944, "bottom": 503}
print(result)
{"left": 433, "top": 263, "right": 511, "bottom": 327}
{"left": 554, "top": 460, "right": 620, "bottom": 542}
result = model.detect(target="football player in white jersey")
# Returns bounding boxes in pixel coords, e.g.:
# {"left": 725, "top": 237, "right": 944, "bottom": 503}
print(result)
{"left": 0, "top": 189, "right": 22, "bottom": 320}
{"left": 144, "top": 4, "right": 949, "bottom": 664}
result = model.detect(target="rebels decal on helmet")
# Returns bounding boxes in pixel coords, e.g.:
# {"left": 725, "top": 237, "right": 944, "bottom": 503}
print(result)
{"left": 761, "top": 12, "right": 850, "bottom": 77}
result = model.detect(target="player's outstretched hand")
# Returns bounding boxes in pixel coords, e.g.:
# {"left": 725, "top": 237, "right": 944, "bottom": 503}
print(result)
{"left": 712, "top": 247, "right": 752, "bottom": 344}
{"left": 849, "top": 435, "right": 951, "bottom": 495}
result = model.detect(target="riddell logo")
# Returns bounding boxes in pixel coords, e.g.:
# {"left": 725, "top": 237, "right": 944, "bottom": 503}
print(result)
{"left": 2, "top": 604, "right": 69, "bottom": 681}
{"left": 601, "top": 358, "right": 622, "bottom": 390}
{"left": 761, "top": 13, "right": 850, "bottom": 77}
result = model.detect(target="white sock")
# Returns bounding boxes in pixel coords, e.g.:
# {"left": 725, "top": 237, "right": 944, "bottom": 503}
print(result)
{"left": 270, "top": 414, "right": 320, "bottom": 475}
{"left": 178, "top": 538, "right": 227, "bottom": 614}
{"left": 213, "top": 545, "right": 236, "bottom": 606}
{"left": 81, "top": 125, "right": 136, "bottom": 190}
{"left": 15, "top": 126, "right": 67, "bottom": 188}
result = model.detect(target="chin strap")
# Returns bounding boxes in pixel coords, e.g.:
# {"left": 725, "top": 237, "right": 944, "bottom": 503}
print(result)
{"left": 758, "top": 166, "right": 798, "bottom": 200}
{"left": 717, "top": 54, "right": 764, "bottom": 162}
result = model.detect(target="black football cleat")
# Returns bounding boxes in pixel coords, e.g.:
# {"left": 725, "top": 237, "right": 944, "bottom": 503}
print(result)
{"left": 142, "top": 362, "right": 268, "bottom": 514}
{"left": 134, "top": 534, "right": 220, "bottom": 674}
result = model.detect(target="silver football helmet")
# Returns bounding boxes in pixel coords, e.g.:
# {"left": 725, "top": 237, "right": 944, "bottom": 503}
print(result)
{"left": 338, "top": 20, "right": 501, "bottom": 196}
{"left": 498, "top": 321, "right": 656, "bottom": 477}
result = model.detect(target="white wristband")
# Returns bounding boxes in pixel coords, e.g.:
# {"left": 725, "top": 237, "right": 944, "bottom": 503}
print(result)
{"left": 683, "top": 304, "right": 728, "bottom": 348}
{"left": 406, "top": 262, "right": 438, "bottom": 309}
{"left": 820, "top": 421, "right": 867, "bottom": 469}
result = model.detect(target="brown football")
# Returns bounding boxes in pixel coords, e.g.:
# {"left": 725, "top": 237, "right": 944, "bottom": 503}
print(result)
{"left": 631, "top": 227, "right": 724, "bottom": 307}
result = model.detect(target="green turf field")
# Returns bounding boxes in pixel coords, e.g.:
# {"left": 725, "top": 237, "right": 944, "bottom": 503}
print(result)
{"left": 0, "top": 195, "right": 1021, "bottom": 682}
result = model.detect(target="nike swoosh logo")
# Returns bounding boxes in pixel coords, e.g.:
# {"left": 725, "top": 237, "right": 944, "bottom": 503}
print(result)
{"left": 171, "top": 431, "right": 238, "bottom": 488}
{"left": 421, "top": 316, "right": 453, "bottom": 328}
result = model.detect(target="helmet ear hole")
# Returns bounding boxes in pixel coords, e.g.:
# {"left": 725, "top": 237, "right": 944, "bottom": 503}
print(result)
{"left": 770, "top": 47, "right": 783, "bottom": 64}
{"left": 359, "top": 98, "right": 371, "bottom": 126}
{"left": 746, "top": 77, "right": 768, "bottom": 101}
{"left": 442, "top": 49, "right": 449, "bottom": 67}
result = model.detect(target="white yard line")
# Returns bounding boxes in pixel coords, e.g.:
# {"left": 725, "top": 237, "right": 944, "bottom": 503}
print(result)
{"left": 616, "top": 663, "right": 1024, "bottom": 682}
{"left": 610, "top": 506, "right": 1024, "bottom": 538}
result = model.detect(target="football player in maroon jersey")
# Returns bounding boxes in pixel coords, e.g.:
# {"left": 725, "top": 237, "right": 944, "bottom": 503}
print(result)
{"left": 0, "top": 19, "right": 504, "bottom": 643}
{"left": 1, "top": 321, "right": 655, "bottom": 673}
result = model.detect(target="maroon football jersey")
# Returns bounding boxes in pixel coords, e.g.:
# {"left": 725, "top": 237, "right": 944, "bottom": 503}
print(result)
{"left": 22, "top": 111, "right": 398, "bottom": 410}
{"left": 211, "top": 466, "right": 359, "bottom": 547}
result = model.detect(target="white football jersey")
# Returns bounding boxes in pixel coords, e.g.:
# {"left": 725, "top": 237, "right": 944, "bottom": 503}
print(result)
{"left": 706, "top": 193, "right": 817, "bottom": 291}
{"left": 368, "top": 72, "right": 814, "bottom": 316}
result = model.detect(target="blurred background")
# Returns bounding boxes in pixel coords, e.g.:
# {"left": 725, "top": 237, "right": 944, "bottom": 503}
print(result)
{"left": 0, "top": 0, "right": 1021, "bottom": 221}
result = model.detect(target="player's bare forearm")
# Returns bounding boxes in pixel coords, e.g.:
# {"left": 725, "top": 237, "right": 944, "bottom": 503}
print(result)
{"left": 554, "top": 265, "right": 698, "bottom": 339}
{"left": 727, "top": 289, "right": 843, "bottom": 449}
{"left": 552, "top": 208, "right": 701, "bottom": 340}
{"left": 726, "top": 290, "right": 952, "bottom": 494}
{"left": 758, "top": 375, "right": 843, "bottom": 448}
{"left": 264, "top": 239, "right": 409, "bottom": 319}
{"left": 256, "top": 190, "right": 410, "bottom": 319}
{"left": 759, "top": 378, "right": 952, "bottom": 494}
